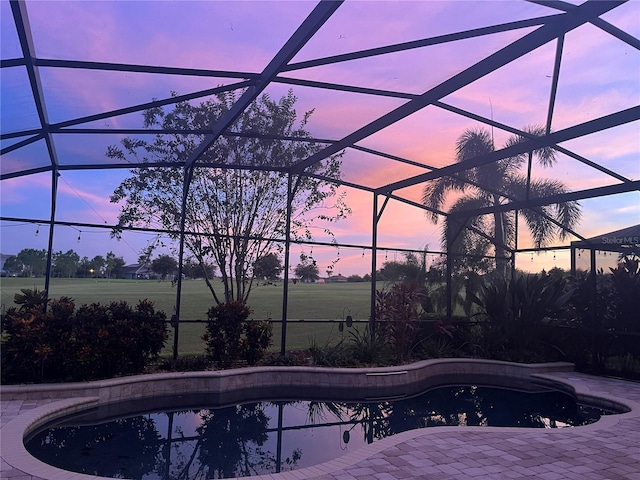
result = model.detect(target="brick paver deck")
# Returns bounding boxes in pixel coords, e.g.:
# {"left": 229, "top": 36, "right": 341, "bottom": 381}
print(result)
{"left": 2, "top": 371, "right": 639, "bottom": 479}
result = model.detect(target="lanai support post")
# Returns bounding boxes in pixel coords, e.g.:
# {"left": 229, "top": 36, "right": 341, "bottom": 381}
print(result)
{"left": 280, "top": 173, "right": 295, "bottom": 356}
{"left": 370, "top": 193, "right": 391, "bottom": 336}
{"left": 370, "top": 194, "right": 378, "bottom": 336}
{"left": 43, "top": 168, "right": 59, "bottom": 303}
{"left": 172, "top": 165, "right": 194, "bottom": 360}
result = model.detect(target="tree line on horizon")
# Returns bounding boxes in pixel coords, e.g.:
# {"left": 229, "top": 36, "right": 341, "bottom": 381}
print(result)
{"left": 0, "top": 249, "right": 210, "bottom": 280}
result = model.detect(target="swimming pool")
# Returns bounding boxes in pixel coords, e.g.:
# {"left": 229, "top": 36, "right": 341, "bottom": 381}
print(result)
{"left": 26, "top": 383, "right": 612, "bottom": 479}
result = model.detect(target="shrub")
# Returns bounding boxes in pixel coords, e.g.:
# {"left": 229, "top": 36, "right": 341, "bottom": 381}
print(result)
{"left": 202, "top": 302, "right": 273, "bottom": 367}
{"left": 243, "top": 320, "right": 273, "bottom": 366}
{"left": 1, "top": 296, "right": 75, "bottom": 383}
{"left": 72, "top": 300, "right": 168, "bottom": 380}
{"left": 203, "top": 302, "right": 248, "bottom": 367}
{"left": 1, "top": 295, "right": 167, "bottom": 383}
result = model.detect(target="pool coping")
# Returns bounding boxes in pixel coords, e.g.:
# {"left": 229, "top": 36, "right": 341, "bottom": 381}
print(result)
{"left": 2, "top": 358, "right": 639, "bottom": 480}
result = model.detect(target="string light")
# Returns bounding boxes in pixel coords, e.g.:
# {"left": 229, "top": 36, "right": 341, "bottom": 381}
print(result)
{"left": 77, "top": 231, "right": 82, "bottom": 243}
{"left": 362, "top": 249, "right": 365, "bottom": 257}
{"left": 35, "top": 225, "right": 40, "bottom": 236}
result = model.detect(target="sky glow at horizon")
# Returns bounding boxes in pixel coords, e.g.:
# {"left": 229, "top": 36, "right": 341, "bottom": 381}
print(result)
{"left": 1, "top": 0, "right": 638, "bottom": 279}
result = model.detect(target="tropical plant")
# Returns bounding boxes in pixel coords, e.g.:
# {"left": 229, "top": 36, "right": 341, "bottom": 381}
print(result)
{"left": 469, "top": 272, "right": 572, "bottom": 360}
{"left": 470, "top": 273, "right": 572, "bottom": 326}
{"left": 609, "top": 257, "right": 640, "bottom": 332}
{"left": 13, "top": 287, "right": 49, "bottom": 311}
{"left": 375, "top": 282, "right": 425, "bottom": 362}
{"left": 308, "top": 336, "right": 351, "bottom": 367}
{"left": 422, "top": 126, "right": 581, "bottom": 278}
{"left": 347, "top": 326, "right": 390, "bottom": 365}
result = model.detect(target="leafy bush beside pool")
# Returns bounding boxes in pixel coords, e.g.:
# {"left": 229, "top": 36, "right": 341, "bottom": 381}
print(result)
{"left": 1, "top": 295, "right": 167, "bottom": 383}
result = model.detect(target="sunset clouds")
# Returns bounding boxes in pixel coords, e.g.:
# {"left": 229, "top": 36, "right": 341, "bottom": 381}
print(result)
{"left": 1, "top": 0, "right": 638, "bottom": 276}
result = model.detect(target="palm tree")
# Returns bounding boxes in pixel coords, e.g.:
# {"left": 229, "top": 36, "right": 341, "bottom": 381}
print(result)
{"left": 422, "top": 126, "right": 581, "bottom": 278}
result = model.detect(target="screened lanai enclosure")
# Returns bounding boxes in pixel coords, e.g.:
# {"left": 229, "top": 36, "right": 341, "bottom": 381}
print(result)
{"left": 1, "top": 0, "right": 639, "bottom": 358}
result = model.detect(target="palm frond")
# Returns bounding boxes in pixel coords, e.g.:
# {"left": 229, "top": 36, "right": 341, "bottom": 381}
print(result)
{"left": 514, "top": 177, "right": 581, "bottom": 247}
{"left": 422, "top": 173, "right": 467, "bottom": 223}
{"left": 503, "top": 125, "right": 557, "bottom": 168}
{"left": 455, "top": 128, "right": 495, "bottom": 162}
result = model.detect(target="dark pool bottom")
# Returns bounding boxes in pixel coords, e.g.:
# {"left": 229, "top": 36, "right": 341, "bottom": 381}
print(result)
{"left": 26, "top": 384, "right": 613, "bottom": 480}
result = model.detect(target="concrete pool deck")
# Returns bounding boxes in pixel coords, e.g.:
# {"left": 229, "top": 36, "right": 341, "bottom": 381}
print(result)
{"left": 1, "top": 360, "right": 639, "bottom": 479}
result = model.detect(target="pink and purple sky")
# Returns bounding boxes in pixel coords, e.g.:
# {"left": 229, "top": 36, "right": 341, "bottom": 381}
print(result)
{"left": 1, "top": 0, "right": 638, "bottom": 276}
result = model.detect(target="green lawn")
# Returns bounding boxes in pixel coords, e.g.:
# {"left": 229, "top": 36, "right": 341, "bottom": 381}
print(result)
{"left": 1, "top": 277, "right": 376, "bottom": 356}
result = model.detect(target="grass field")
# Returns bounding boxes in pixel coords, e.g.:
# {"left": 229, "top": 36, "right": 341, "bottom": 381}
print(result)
{"left": 1, "top": 277, "right": 377, "bottom": 355}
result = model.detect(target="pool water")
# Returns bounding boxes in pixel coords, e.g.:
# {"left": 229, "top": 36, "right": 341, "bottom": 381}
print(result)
{"left": 26, "top": 385, "right": 611, "bottom": 479}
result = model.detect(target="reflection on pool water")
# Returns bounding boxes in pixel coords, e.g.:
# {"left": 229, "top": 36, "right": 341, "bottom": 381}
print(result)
{"left": 26, "top": 384, "right": 612, "bottom": 480}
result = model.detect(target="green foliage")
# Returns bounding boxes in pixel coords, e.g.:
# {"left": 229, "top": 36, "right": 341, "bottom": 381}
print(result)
{"left": 203, "top": 302, "right": 273, "bottom": 367}
{"left": 72, "top": 300, "right": 168, "bottom": 379}
{"left": 470, "top": 273, "right": 572, "bottom": 326}
{"left": 411, "top": 320, "right": 458, "bottom": 359}
{"left": 2, "top": 255, "right": 23, "bottom": 276}
{"left": 105, "top": 251, "right": 126, "bottom": 279}
{"left": 1, "top": 297, "right": 167, "bottom": 383}
{"left": 294, "top": 260, "right": 320, "bottom": 282}
{"left": 13, "top": 288, "right": 49, "bottom": 311}
{"left": 243, "top": 320, "right": 273, "bottom": 365}
{"left": 468, "top": 273, "right": 572, "bottom": 361}
{"left": 203, "top": 302, "right": 249, "bottom": 367}
{"left": 52, "top": 250, "right": 80, "bottom": 278}
{"left": 566, "top": 258, "right": 640, "bottom": 371}
{"left": 16, "top": 248, "right": 47, "bottom": 277}
{"left": 347, "top": 327, "right": 390, "bottom": 365}
{"left": 308, "top": 336, "right": 352, "bottom": 367}
{"left": 253, "top": 253, "right": 282, "bottom": 282}
{"left": 151, "top": 254, "right": 178, "bottom": 279}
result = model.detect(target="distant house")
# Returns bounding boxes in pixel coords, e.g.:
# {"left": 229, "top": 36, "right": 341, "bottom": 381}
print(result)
{"left": 326, "top": 274, "right": 348, "bottom": 283}
{"left": 121, "top": 263, "right": 153, "bottom": 280}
